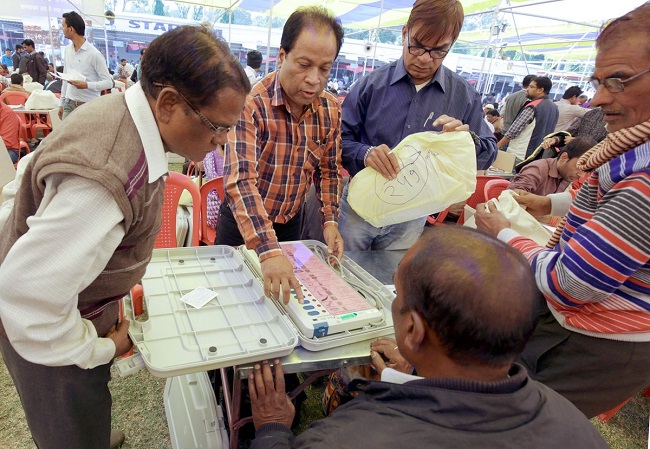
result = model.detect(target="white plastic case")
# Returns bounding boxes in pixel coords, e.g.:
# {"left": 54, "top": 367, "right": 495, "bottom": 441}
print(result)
{"left": 123, "top": 242, "right": 394, "bottom": 378}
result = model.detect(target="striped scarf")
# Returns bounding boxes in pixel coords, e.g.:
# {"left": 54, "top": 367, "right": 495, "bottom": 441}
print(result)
{"left": 546, "top": 118, "right": 650, "bottom": 248}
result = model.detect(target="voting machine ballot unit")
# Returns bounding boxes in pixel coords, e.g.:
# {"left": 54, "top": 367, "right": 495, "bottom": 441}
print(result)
{"left": 118, "top": 241, "right": 395, "bottom": 378}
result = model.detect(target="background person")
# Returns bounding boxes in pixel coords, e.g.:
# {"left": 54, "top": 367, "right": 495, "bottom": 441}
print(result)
{"left": 58, "top": 11, "right": 114, "bottom": 119}
{"left": 244, "top": 49, "right": 263, "bottom": 87}
{"left": 508, "top": 136, "right": 595, "bottom": 196}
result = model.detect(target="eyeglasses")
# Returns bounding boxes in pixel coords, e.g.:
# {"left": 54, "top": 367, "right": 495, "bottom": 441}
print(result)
{"left": 589, "top": 68, "right": 650, "bottom": 93}
{"left": 406, "top": 29, "right": 449, "bottom": 60}
{"left": 154, "top": 83, "right": 231, "bottom": 136}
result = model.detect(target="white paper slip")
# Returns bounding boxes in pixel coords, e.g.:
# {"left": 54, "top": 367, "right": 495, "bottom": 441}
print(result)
{"left": 179, "top": 286, "right": 218, "bottom": 309}
{"left": 54, "top": 69, "right": 86, "bottom": 82}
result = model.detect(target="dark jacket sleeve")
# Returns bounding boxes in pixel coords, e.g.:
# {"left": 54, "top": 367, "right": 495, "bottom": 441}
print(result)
{"left": 36, "top": 55, "right": 48, "bottom": 85}
{"left": 18, "top": 55, "right": 28, "bottom": 74}
{"left": 250, "top": 423, "right": 294, "bottom": 449}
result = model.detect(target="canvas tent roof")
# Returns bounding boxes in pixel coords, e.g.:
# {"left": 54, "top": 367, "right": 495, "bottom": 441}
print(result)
{"left": 0, "top": 0, "right": 644, "bottom": 61}
{"left": 177, "top": 0, "right": 644, "bottom": 60}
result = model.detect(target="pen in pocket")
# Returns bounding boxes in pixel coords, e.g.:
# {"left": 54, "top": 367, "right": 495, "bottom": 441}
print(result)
{"left": 423, "top": 112, "right": 434, "bottom": 128}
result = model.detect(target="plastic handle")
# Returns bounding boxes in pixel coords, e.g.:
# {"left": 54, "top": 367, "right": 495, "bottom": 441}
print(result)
{"left": 114, "top": 353, "right": 145, "bottom": 377}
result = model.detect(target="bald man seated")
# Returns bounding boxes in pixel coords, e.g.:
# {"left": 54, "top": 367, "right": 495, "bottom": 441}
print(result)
{"left": 246, "top": 227, "right": 608, "bottom": 449}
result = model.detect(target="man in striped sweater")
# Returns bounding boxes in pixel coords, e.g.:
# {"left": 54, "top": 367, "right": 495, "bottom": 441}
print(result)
{"left": 474, "top": 2, "right": 650, "bottom": 418}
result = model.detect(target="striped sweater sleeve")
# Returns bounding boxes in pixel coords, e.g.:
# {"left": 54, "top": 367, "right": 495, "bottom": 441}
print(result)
{"left": 509, "top": 169, "right": 650, "bottom": 311}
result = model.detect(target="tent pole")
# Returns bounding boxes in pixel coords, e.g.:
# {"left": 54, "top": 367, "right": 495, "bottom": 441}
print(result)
{"left": 227, "top": 4, "right": 232, "bottom": 48}
{"left": 579, "top": 45, "right": 595, "bottom": 88}
{"left": 265, "top": 0, "right": 273, "bottom": 76}
{"left": 46, "top": 0, "right": 56, "bottom": 65}
{"left": 508, "top": 11, "right": 599, "bottom": 28}
{"left": 370, "top": 0, "right": 384, "bottom": 72}
{"left": 476, "top": 0, "right": 501, "bottom": 95}
{"left": 508, "top": 6, "right": 529, "bottom": 74}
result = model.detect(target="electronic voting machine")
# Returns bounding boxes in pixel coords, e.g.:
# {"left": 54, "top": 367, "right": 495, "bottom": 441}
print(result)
{"left": 118, "top": 241, "right": 395, "bottom": 378}
{"left": 241, "top": 242, "right": 384, "bottom": 338}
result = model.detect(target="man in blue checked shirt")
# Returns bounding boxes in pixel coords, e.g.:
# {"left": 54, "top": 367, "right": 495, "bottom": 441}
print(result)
{"left": 340, "top": 0, "right": 496, "bottom": 251}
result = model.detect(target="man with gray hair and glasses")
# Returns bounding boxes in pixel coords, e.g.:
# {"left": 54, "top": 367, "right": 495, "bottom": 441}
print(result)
{"left": 475, "top": 1, "right": 650, "bottom": 418}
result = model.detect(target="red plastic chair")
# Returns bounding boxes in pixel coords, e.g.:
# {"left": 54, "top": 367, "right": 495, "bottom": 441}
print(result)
{"left": 186, "top": 161, "right": 203, "bottom": 179}
{"left": 598, "top": 386, "right": 650, "bottom": 422}
{"left": 154, "top": 171, "right": 201, "bottom": 248}
{"left": 426, "top": 207, "right": 451, "bottom": 226}
{"left": 484, "top": 178, "right": 511, "bottom": 201}
{"left": 131, "top": 172, "right": 201, "bottom": 316}
{"left": 458, "top": 175, "right": 498, "bottom": 224}
{"left": 199, "top": 176, "right": 224, "bottom": 246}
{"left": 0, "top": 90, "right": 29, "bottom": 106}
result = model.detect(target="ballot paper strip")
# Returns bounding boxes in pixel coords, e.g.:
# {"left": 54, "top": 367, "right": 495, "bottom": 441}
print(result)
{"left": 53, "top": 69, "right": 86, "bottom": 82}
{"left": 179, "top": 286, "right": 218, "bottom": 309}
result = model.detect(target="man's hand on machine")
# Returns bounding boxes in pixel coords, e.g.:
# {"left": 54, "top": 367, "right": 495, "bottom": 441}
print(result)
{"left": 261, "top": 254, "right": 304, "bottom": 303}
{"left": 250, "top": 360, "right": 295, "bottom": 430}
{"left": 106, "top": 318, "right": 133, "bottom": 358}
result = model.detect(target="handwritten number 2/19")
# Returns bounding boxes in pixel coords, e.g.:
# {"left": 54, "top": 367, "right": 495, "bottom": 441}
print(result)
{"left": 384, "top": 185, "right": 403, "bottom": 197}
{"left": 395, "top": 169, "right": 420, "bottom": 188}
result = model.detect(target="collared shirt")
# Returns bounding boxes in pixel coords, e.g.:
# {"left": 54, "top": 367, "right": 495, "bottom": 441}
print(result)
{"left": 554, "top": 98, "right": 587, "bottom": 132}
{"left": 60, "top": 39, "right": 114, "bottom": 105}
{"left": 224, "top": 71, "right": 342, "bottom": 260}
{"left": 1, "top": 54, "right": 11, "bottom": 67}
{"left": 244, "top": 65, "right": 258, "bottom": 87}
{"left": 341, "top": 57, "right": 496, "bottom": 176}
{"left": 505, "top": 106, "right": 535, "bottom": 139}
{"left": 0, "top": 101, "right": 20, "bottom": 150}
{"left": 508, "top": 157, "right": 570, "bottom": 196}
{"left": 0, "top": 83, "right": 166, "bottom": 369}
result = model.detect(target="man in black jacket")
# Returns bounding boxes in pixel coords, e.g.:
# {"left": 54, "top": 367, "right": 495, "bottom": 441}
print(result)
{"left": 11, "top": 44, "right": 23, "bottom": 72}
{"left": 19, "top": 39, "right": 48, "bottom": 85}
{"left": 248, "top": 227, "right": 608, "bottom": 449}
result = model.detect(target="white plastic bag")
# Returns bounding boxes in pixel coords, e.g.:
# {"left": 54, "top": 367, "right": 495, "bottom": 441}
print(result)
{"left": 24, "top": 89, "right": 58, "bottom": 110}
{"left": 464, "top": 190, "right": 552, "bottom": 246}
{"left": 347, "top": 132, "right": 477, "bottom": 227}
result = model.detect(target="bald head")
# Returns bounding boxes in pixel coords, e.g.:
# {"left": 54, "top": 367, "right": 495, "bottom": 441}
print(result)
{"left": 398, "top": 227, "right": 540, "bottom": 368}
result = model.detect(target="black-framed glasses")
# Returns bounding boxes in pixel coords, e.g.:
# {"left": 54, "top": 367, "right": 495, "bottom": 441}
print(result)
{"left": 589, "top": 68, "right": 650, "bottom": 93}
{"left": 406, "top": 29, "right": 449, "bottom": 59}
{"left": 154, "top": 83, "right": 231, "bottom": 136}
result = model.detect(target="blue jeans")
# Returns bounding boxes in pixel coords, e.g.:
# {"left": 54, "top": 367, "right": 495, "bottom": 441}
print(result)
{"left": 339, "top": 184, "right": 426, "bottom": 251}
{"left": 7, "top": 149, "right": 19, "bottom": 164}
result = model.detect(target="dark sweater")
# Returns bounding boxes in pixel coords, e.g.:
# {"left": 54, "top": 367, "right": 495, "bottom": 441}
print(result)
{"left": 251, "top": 363, "right": 608, "bottom": 449}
